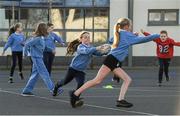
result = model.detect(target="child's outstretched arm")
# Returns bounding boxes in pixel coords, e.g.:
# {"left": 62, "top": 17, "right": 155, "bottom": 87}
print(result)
{"left": 140, "top": 30, "right": 158, "bottom": 42}
{"left": 173, "top": 42, "right": 180, "bottom": 46}
{"left": 141, "top": 29, "right": 151, "bottom": 36}
{"left": 92, "top": 43, "right": 111, "bottom": 56}
{"left": 53, "top": 33, "right": 65, "bottom": 46}
{"left": 92, "top": 50, "right": 105, "bottom": 56}
{"left": 3, "top": 35, "right": 14, "bottom": 54}
{"left": 77, "top": 45, "right": 97, "bottom": 55}
{"left": 171, "top": 39, "right": 180, "bottom": 46}
{"left": 127, "top": 31, "right": 160, "bottom": 45}
{"left": 141, "top": 29, "right": 157, "bottom": 42}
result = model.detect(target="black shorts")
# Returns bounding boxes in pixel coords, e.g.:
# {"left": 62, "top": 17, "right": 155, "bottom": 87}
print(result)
{"left": 103, "top": 54, "right": 122, "bottom": 71}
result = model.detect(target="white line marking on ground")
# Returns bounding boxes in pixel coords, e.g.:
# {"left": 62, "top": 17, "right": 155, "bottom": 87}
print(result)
{"left": 1, "top": 88, "right": 180, "bottom": 98}
{"left": 3, "top": 87, "right": 180, "bottom": 93}
{"left": 0, "top": 89, "right": 158, "bottom": 115}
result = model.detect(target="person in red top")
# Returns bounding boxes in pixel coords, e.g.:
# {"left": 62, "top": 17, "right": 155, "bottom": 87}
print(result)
{"left": 141, "top": 30, "right": 180, "bottom": 86}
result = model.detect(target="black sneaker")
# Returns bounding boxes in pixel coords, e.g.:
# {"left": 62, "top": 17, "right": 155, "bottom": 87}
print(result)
{"left": 116, "top": 78, "right": 120, "bottom": 83}
{"left": 53, "top": 83, "right": 59, "bottom": 96}
{"left": 19, "top": 72, "right": 24, "bottom": 80}
{"left": 52, "top": 83, "right": 63, "bottom": 96}
{"left": 69, "top": 90, "right": 84, "bottom": 108}
{"left": 21, "top": 92, "right": 35, "bottom": 97}
{"left": 8, "top": 78, "right": 13, "bottom": 83}
{"left": 116, "top": 100, "right": 133, "bottom": 108}
{"left": 112, "top": 76, "right": 120, "bottom": 83}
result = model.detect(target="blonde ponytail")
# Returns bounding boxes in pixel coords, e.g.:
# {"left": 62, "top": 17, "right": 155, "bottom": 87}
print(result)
{"left": 112, "top": 23, "right": 120, "bottom": 49}
{"left": 112, "top": 18, "right": 131, "bottom": 49}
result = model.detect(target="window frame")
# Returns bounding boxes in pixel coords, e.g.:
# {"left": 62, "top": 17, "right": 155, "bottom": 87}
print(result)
{"left": 148, "top": 9, "right": 179, "bottom": 26}
{"left": 0, "top": 7, "right": 110, "bottom": 46}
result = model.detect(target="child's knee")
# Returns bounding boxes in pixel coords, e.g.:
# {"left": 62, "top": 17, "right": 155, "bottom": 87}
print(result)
{"left": 128, "top": 78, "right": 132, "bottom": 84}
{"left": 124, "top": 77, "right": 132, "bottom": 84}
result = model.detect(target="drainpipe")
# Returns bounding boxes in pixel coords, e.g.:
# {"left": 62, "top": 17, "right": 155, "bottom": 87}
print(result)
{"left": 128, "top": 0, "right": 133, "bottom": 67}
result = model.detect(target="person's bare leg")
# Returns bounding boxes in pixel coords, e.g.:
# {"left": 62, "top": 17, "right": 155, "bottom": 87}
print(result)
{"left": 74, "top": 65, "right": 111, "bottom": 96}
{"left": 113, "top": 68, "right": 132, "bottom": 101}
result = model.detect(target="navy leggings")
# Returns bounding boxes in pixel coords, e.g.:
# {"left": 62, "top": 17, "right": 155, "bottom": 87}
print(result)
{"left": 158, "top": 58, "right": 171, "bottom": 83}
{"left": 43, "top": 52, "right": 55, "bottom": 75}
{"left": 10, "top": 51, "right": 23, "bottom": 77}
{"left": 57, "top": 67, "right": 85, "bottom": 90}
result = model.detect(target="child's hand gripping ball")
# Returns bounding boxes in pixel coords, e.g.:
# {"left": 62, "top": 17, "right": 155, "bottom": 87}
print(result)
{"left": 96, "top": 44, "right": 111, "bottom": 55}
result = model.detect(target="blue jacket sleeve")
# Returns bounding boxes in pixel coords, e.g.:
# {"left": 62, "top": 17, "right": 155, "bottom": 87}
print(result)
{"left": 24, "top": 38, "right": 39, "bottom": 56}
{"left": 24, "top": 43, "right": 29, "bottom": 56}
{"left": 44, "top": 38, "right": 54, "bottom": 51}
{"left": 24, "top": 45, "right": 30, "bottom": 56}
{"left": 3, "top": 35, "right": 14, "bottom": 52}
{"left": 77, "top": 45, "right": 96, "bottom": 55}
{"left": 53, "top": 33, "right": 65, "bottom": 45}
{"left": 92, "top": 50, "right": 105, "bottom": 56}
{"left": 127, "top": 32, "right": 160, "bottom": 45}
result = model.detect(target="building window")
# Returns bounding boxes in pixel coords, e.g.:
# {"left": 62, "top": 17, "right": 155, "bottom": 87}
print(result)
{"left": 0, "top": 0, "right": 109, "bottom": 56}
{"left": 64, "top": 8, "right": 109, "bottom": 44}
{"left": 0, "top": 7, "right": 109, "bottom": 45}
{"left": 50, "top": 9, "right": 64, "bottom": 29}
{"left": 148, "top": 9, "right": 179, "bottom": 26}
{"left": 94, "top": 8, "right": 109, "bottom": 29}
{"left": 21, "top": 8, "right": 49, "bottom": 29}
{"left": 65, "top": 8, "right": 84, "bottom": 29}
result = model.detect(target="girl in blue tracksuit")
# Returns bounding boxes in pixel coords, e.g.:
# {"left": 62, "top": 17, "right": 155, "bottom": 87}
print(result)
{"left": 2, "top": 23, "right": 25, "bottom": 83}
{"left": 21, "top": 23, "right": 62, "bottom": 96}
{"left": 43, "top": 23, "right": 65, "bottom": 75}
{"left": 53, "top": 31, "right": 105, "bottom": 97}
{"left": 70, "top": 18, "right": 160, "bottom": 108}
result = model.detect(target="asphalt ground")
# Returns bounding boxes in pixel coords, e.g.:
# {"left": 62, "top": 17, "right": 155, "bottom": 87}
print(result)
{"left": 0, "top": 67, "right": 180, "bottom": 115}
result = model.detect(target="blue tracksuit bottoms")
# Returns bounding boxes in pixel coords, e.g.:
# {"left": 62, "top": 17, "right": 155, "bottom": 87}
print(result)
{"left": 22, "top": 57, "right": 54, "bottom": 93}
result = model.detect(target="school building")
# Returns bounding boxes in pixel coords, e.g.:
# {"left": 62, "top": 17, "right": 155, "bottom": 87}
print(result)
{"left": 0, "top": 0, "right": 179, "bottom": 67}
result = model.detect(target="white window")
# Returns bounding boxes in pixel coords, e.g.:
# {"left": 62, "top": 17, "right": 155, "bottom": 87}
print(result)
{"left": 148, "top": 9, "right": 179, "bottom": 26}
